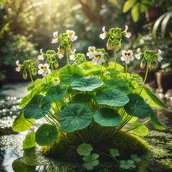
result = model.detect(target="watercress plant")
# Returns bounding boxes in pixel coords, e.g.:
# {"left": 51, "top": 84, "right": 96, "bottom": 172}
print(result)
{"left": 12, "top": 26, "right": 167, "bottom": 171}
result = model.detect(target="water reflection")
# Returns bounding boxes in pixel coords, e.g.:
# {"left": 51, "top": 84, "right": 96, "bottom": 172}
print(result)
{"left": 0, "top": 149, "right": 20, "bottom": 172}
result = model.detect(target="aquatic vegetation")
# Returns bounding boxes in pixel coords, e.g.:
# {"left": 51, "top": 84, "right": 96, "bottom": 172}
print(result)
{"left": 12, "top": 26, "right": 167, "bottom": 170}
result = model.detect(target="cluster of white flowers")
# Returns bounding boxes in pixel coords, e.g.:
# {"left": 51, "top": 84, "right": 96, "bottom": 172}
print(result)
{"left": 86, "top": 46, "right": 105, "bottom": 65}
{"left": 121, "top": 49, "right": 163, "bottom": 64}
{"left": 99, "top": 25, "right": 131, "bottom": 40}
{"left": 52, "top": 30, "right": 78, "bottom": 44}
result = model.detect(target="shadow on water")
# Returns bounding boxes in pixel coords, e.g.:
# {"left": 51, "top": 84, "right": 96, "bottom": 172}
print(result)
{"left": 0, "top": 83, "right": 172, "bottom": 171}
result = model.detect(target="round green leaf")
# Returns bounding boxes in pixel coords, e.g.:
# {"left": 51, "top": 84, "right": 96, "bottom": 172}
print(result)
{"left": 96, "top": 88, "right": 129, "bottom": 106}
{"left": 35, "top": 124, "right": 58, "bottom": 146}
{"left": 94, "top": 108, "right": 121, "bottom": 127}
{"left": 24, "top": 95, "right": 51, "bottom": 119}
{"left": 104, "top": 79, "right": 132, "bottom": 94}
{"left": 71, "top": 76, "right": 103, "bottom": 92}
{"left": 124, "top": 94, "right": 152, "bottom": 119}
{"left": 110, "top": 149, "right": 120, "bottom": 157}
{"left": 23, "top": 131, "right": 36, "bottom": 149}
{"left": 83, "top": 153, "right": 99, "bottom": 162}
{"left": 72, "top": 94, "right": 93, "bottom": 104}
{"left": 59, "top": 65, "right": 84, "bottom": 85}
{"left": 59, "top": 103, "right": 93, "bottom": 132}
{"left": 12, "top": 112, "right": 35, "bottom": 132}
{"left": 46, "top": 84, "right": 67, "bottom": 102}
{"left": 77, "top": 143, "right": 93, "bottom": 156}
{"left": 130, "top": 122, "right": 149, "bottom": 136}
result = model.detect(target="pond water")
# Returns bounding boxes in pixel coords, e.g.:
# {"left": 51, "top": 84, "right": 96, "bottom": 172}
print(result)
{"left": 0, "top": 82, "right": 172, "bottom": 172}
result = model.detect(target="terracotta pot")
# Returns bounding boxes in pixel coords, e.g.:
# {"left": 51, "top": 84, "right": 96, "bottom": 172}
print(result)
{"left": 155, "top": 72, "right": 172, "bottom": 93}
{"left": 145, "top": 7, "right": 162, "bottom": 22}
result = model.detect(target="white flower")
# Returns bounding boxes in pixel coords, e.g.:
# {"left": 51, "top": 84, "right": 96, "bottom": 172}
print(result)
{"left": 66, "top": 30, "right": 78, "bottom": 42}
{"left": 52, "top": 31, "right": 58, "bottom": 44}
{"left": 38, "top": 63, "right": 51, "bottom": 76}
{"left": 121, "top": 50, "right": 134, "bottom": 64}
{"left": 92, "top": 52, "right": 105, "bottom": 65}
{"left": 57, "top": 48, "right": 64, "bottom": 59}
{"left": 99, "top": 26, "right": 107, "bottom": 40}
{"left": 157, "top": 49, "right": 163, "bottom": 62}
{"left": 135, "top": 48, "right": 141, "bottom": 60}
{"left": 124, "top": 25, "right": 131, "bottom": 38}
{"left": 69, "top": 54, "right": 75, "bottom": 61}
{"left": 69, "top": 49, "right": 76, "bottom": 61}
{"left": 86, "top": 46, "right": 96, "bottom": 59}
{"left": 37, "top": 49, "right": 44, "bottom": 60}
{"left": 15, "top": 60, "right": 21, "bottom": 72}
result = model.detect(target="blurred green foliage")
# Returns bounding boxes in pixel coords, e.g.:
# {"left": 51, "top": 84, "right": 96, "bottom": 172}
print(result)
{"left": 0, "top": 0, "right": 171, "bottom": 81}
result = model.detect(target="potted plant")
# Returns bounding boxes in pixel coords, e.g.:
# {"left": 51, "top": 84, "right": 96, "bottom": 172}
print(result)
{"left": 12, "top": 26, "right": 167, "bottom": 171}
{"left": 152, "top": 11, "right": 172, "bottom": 94}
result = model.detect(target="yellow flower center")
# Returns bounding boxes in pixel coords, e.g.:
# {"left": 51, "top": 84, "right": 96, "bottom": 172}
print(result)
{"left": 41, "top": 66, "right": 47, "bottom": 71}
{"left": 90, "top": 48, "right": 94, "bottom": 52}
{"left": 69, "top": 32, "right": 73, "bottom": 37}
{"left": 124, "top": 52, "right": 131, "bottom": 57}
{"left": 95, "top": 54, "right": 101, "bottom": 59}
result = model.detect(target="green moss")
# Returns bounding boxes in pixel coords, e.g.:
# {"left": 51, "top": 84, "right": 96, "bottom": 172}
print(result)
{"left": 145, "top": 129, "right": 172, "bottom": 171}
{"left": 41, "top": 129, "right": 149, "bottom": 165}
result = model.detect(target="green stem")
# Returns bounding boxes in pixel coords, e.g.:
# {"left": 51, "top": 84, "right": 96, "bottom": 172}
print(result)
{"left": 66, "top": 48, "right": 69, "bottom": 65}
{"left": 143, "top": 64, "right": 149, "bottom": 84}
{"left": 114, "top": 49, "right": 116, "bottom": 69}
{"left": 29, "top": 71, "right": 33, "bottom": 82}
{"left": 51, "top": 63, "right": 54, "bottom": 71}
{"left": 125, "top": 63, "right": 128, "bottom": 78}
{"left": 140, "top": 64, "right": 149, "bottom": 94}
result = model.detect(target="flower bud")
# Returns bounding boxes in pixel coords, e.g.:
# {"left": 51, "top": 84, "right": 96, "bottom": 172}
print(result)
{"left": 32, "top": 68, "right": 37, "bottom": 76}
{"left": 140, "top": 61, "right": 146, "bottom": 69}
{"left": 23, "top": 70, "right": 28, "bottom": 79}
{"left": 54, "top": 61, "right": 59, "bottom": 68}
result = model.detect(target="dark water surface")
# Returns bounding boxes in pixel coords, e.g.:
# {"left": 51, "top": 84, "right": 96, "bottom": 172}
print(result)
{"left": 0, "top": 82, "right": 172, "bottom": 172}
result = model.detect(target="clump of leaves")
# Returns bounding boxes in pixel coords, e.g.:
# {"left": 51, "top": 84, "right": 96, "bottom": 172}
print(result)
{"left": 77, "top": 143, "right": 99, "bottom": 170}
{"left": 83, "top": 154, "right": 99, "bottom": 170}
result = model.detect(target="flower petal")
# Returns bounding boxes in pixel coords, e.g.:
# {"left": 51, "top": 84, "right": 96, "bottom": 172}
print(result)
{"left": 121, "top": 50, "right": 126, "bottom": 56}
{"left": 99, "top": 33, "right": 106, "bottom": 40}
{"left": 53, "top": 31, "right": 58, "bottom": 38}
{"left": 52, "top": 38, "right": 58, "bottom": 44}
{"left": 135, "top": 54, "right": 141, "bottom": 60}
{"left": 37, "top": 55, "right": 44, "bottom": 60}
{"left": 15, "top": 67, "right": 20, "bottom": 72}
{"left": 158, "top": 56, "right": 163, "bottom": 62}
{"left": 38, "top": 64, "right": 43, "bottom": 69}
{"left": 125, "top": 32, "right": 131, "bottom": 38}
{"left": 136, "top": 48, "right": 141, "bottom": 53}
{"left": 102, "top": 26, "right": 106, "bottom": 32}
{"left": 38, "top": 70, "right": 43, "bottom": 74}
{"left": 44, "top": 63, "right": 49, "bottom": 69}
{"left": 121, "top": 56, "right": 125, "bottom": 61}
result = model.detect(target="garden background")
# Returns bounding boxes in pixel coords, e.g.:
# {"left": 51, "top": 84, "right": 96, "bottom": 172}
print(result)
{"left": 0, "top": 0, "right": 172, "bottom": 171}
